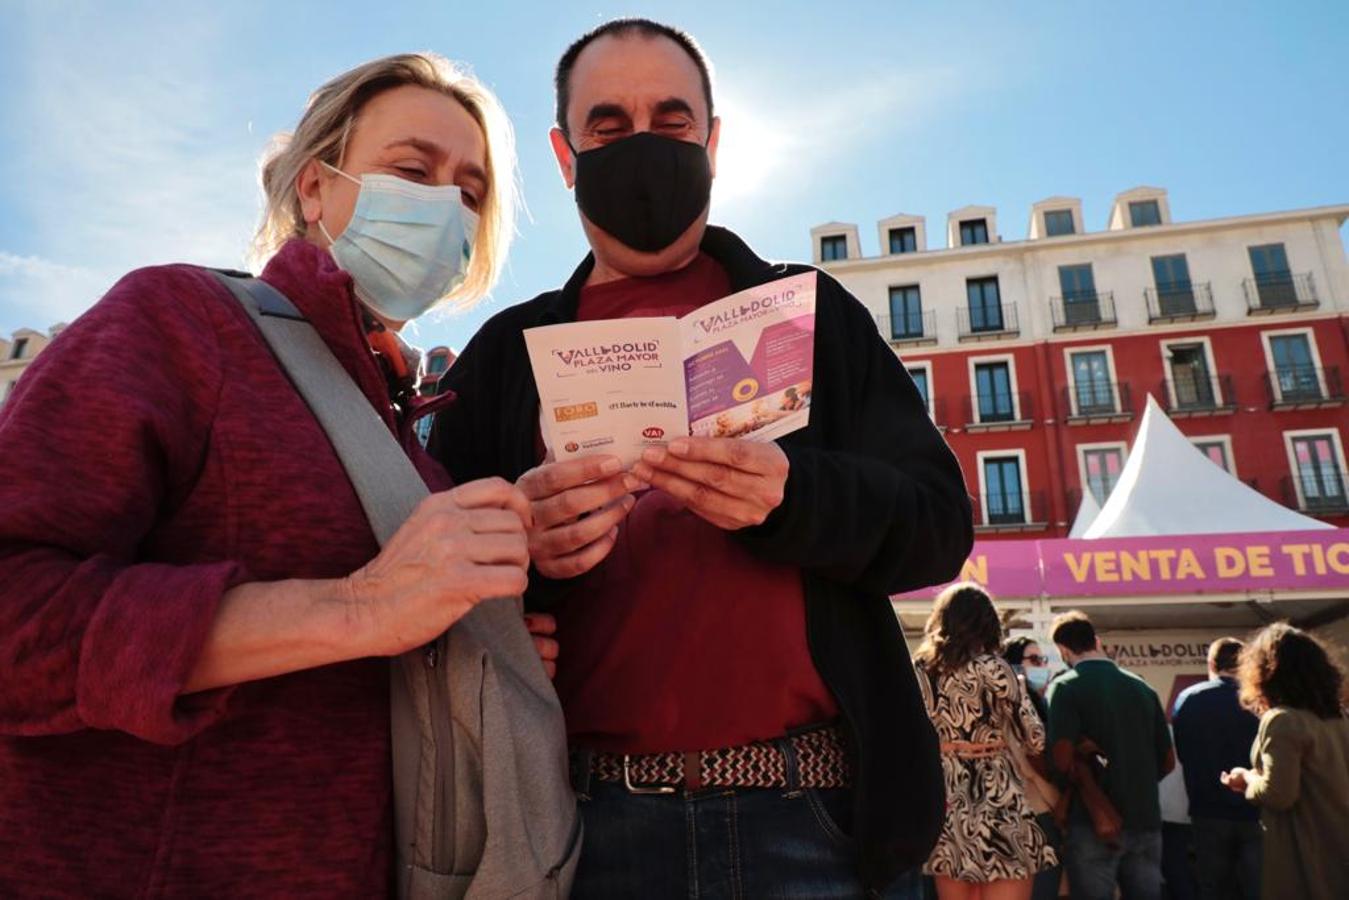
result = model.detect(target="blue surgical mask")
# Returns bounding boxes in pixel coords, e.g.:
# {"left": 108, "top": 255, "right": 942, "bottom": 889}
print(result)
{"left": 1026, "top": 666, "right": 1051, "bottom": 691}
{"left": 318, "top": 162, "right": 479, "bottom": 322}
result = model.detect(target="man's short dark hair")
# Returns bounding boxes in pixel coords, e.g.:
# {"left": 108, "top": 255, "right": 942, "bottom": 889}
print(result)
{"left": 1050, "top": 610, "right": 1097, "bottom": 654}
{"left": 554, "top": 18, "right": 715, "bottom": 134}
{"left": 1208, "top": 637, "right": 1243, "bottom": 674}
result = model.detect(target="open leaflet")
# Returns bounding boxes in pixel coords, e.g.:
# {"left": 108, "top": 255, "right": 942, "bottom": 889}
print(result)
{"left": 524, "top": 271, "right": 816, "bottom": 466}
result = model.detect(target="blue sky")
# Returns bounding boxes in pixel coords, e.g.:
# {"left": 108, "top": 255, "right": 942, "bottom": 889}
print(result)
{"left": 2, "top": 0, "right": 1346, "bottom": 352}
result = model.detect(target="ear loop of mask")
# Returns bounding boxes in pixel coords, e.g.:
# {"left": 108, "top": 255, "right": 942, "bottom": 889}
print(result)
{"left": 316, "top": 160, "right": 363, "bottom": 244}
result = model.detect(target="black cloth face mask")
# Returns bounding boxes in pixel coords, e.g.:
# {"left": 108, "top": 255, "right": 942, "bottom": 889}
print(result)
{"left": 569, "top": 131, "right": 712, "bottom": 254}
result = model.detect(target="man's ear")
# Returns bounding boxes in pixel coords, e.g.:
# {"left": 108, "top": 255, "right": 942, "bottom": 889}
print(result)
{"left": 297, "top": 159, "right": 326, "bottom": 227}
{"left": 706, "top": 116, "right": 721, "bottom": 178}
{"left": 549, "top": 127, "right": 576, "bottom": 189}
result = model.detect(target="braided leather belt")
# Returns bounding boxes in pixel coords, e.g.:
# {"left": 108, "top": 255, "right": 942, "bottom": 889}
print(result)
{"left": 589, "top": 725, "right": 851, "bottom": 794}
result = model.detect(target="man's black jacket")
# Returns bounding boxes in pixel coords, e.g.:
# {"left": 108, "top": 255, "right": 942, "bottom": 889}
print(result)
{"left": 429, "top": 226, "right": 973, "bottom": 890}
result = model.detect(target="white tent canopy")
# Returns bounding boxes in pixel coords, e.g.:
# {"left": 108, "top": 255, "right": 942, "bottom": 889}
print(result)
{"left": 1068, "top": 488, "right": 1101, "bottom": 538}
{"left": 1083, "top": 395, "right": 1334, "bottom": 538}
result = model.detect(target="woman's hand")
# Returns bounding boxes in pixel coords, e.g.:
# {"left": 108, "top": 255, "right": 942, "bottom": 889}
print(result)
{"left": 1220, "top": 767, "right": 1250, "bottom": 794}
{"left": 344, "top": 477, "right": 533, "bottom": 656}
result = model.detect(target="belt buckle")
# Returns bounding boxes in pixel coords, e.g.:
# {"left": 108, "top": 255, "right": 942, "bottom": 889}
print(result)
{"left": 622, "top": 754, "right": 676, "bottom": 795}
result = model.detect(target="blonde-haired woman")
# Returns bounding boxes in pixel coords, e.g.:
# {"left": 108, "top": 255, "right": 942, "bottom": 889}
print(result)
{"left": 0, "top": 54, "right": 547, "bottom": 896}
{"left": 915, "top": 582, "right": 1058, "bottom": 900}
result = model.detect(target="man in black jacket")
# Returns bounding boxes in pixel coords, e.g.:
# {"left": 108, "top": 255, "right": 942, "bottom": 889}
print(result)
{"left": 430, "top": 17, "right": 972, "bottom": 898}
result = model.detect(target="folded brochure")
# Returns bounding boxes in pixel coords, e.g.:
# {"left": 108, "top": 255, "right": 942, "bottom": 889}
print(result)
{"left": 524, "top": 271, "right": 816, "bottom": 466}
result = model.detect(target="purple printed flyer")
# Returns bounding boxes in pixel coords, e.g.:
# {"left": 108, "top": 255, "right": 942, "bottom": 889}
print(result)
{"left": 680, "top": 272, "right": 816, "bottom": 442}
{"left": 523, "top": 272, "right": 816, "bottom": 465}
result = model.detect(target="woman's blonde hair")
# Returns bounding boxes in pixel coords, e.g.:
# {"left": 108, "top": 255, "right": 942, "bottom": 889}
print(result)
{"left": 252, "top": 52, "right": 517, "bottom": 309}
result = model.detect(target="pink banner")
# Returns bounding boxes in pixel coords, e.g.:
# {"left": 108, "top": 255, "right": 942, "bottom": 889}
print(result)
{"left": 894, "top": 539, "right": 1042, "bottom": 600}
{"left": 1041, "top": 530, "right": 1349, "bottom": 597}
{"left": 893, "top": 529, "right": 1349, "bottom": 601}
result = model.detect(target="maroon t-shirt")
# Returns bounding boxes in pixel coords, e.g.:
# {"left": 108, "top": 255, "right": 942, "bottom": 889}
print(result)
{"left": 553, "top": 253, "right": 838, "bottom": 754}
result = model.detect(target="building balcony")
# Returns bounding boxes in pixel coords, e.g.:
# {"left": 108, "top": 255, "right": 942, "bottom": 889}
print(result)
{"left": 1145, "top": 282, "right": 1216, "bottom": 323}
{"left": 1263, "top": 366, "right": 1346, "bottom": 410}
{"left": 875, "top": 310, "right": 938, "bottom": 347}
{"left": 927, "top": 396, "right": 950, "bottom": 432}
{"left": 957, "top": 304, "right": 1020, "bottom": 342}
{"left": 1060, "top": 381, "right": 1134, "bottom": 424}
{"left": 1050, "top": 291, "right": 1117, "bottom": 332}
{"left": 1243, "top": 272, "right": 1318, "bottom": 315}
{"left": 962, "top": 392, "right": 1035, "bottom": 432}
{"left": 972, "top": 489, "right": 1049, "bottom": 533}
{"left": 1281, "top": 474, "right": 1349, "bottom": 517}
{"left": 1157, "top": 374, "right": 1237, "bottom": 417}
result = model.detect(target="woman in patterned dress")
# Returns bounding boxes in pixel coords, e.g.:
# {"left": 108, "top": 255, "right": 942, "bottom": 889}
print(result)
{"left": 914, "top": 582, "right": 1058, "bottom": 900}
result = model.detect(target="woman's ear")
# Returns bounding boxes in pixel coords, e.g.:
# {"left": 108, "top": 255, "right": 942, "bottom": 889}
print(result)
{"left": 297, "top": 159, "right": 326, "bottom": 227}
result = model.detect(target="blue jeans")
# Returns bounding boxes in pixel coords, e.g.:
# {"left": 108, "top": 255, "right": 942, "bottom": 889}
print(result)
{"left": 572, "top": 779, "right": 922, "bottom": 899}
{"left": 1063, "top": 823, "right": 1163, "bottom": 900}
{"left": 1191, "top": 817, "right": 1261, "bottom": 900}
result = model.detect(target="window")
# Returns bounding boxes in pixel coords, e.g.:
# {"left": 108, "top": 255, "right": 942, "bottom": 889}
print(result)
{"left": 1167, "top": 342, "right": 1216, "bottom": 408}
{"left": 888, "top": 285, "right": 923, "bottom": 339}
{"left": 966, "top": 277, "right": 1003, "bottom": 332}
{"left": 10, "top": 338, "right": 27, "bottom": 360}
{"left": 1268, "top": 333, "right": 1320, "bottom": 401}
{"left": 1129, "top": 200, "right": 1162, "bottom": 227}
{"left": 427, "top": 354, "right": 450, "bottom": 375}
{"left": 1070, "top": 350, "right": 1115, "bottom": 414}
{"left": 1044, "top": 209, "right": 1075, "bottom": 236}
{"left": 1193, "top": 439, "right": 1232, "bottom": 472}
{"left": 820, "top": 235, "right": 847, "bottom": 261}
{"left": 1081, "top": 446, "right": 1125, "bottom": 504}
{"left": 1290, "top": 434, "right": 1346, "bottom": 511}
{"left": 983, "top": 456, "right": 1025, "bottom": 524}
{"left": 908, "top": 366, "right": 931, "bottom": 413}
{"left": 888, "top": 227, "right": 917, "bottom": 254}
{"left": 959, "top": 218, "right": 989, "bottom": 246}
{"left": 1058, "top": 264, "right": 1101, "bottom": 325}
{"left": 974, "top": 361, "right": 1015, "bottom": 422}
{"left": 1249, "top": 243, "right": 1295, "bottom": 307}
{"left": 1151, "top": 254, "right": 1195, "bottom": 315}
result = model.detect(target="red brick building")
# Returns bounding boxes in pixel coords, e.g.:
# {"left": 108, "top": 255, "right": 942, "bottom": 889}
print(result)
{"left": 813, "top": 188, "right": 1349, "bottom": 538}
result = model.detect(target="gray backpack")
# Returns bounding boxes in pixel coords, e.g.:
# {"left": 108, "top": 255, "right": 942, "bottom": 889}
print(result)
{"left": 213, "top": 271, "right": 581, "bottom": 899}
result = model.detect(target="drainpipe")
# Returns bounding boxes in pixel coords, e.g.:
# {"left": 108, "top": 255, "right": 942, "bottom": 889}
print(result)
{"left": 1034, "top": 339, "right": 1069, "bottom": 535}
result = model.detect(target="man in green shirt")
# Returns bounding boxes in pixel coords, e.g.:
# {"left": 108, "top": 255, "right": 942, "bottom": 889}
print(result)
{"left": 1047, "top": 611, "right": 1175, "bottom": 900}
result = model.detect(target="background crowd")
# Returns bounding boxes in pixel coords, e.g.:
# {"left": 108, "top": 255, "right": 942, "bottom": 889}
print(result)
{"left": 914, "top": 583, "right": 1349, "bottom": 900}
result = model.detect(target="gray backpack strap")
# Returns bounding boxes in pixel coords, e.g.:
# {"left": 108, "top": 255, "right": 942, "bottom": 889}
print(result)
{"left": 210, "top": 271, "right": 425, "bottom": 540}
{"left": 211, "top": 271, "right": 580, "bottom": 900}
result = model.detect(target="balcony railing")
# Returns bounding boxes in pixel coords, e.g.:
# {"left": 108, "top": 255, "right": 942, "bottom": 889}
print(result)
{"left": 1281, "top": 474, "right": 1349, "bottom": 516}
{"left": 1145, "top": 282, "right": 1215, "bottom": 323}
{"left": 875, "top": 310, "right": 937, "bottom": 346}
{"left": 1061, "top": 381, "right": 1134, "bottom": 423}
{"left": 957, "top": 303, "right": 1020, "bottom": 341}
{"left": 963, "top": 391, "right": 1034, "bottom": 431}
{"left": 927, "top": 396, "right": 949, "bottom": 430}
{"left": 1157, "top": 373, "right": 1237, "bottom": 417}
{"left": 1050, "top": 291, "right": 1117, "bottom": 332}
{"left": 972, "top": 489, "right": 1048, "bottom": 532}
{"left": 1264, "top": 366, "right": 1345, "bottom": 409}
{"left": 1243, "top": 272, "right": 1318, "bottom": 314}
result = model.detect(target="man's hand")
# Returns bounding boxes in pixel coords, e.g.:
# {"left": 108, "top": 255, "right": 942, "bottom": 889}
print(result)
{"left": 1221, "top": 767, "right": 1251, "bottom": 794}
{"left": 630, "top": 437, "right": 788, "bottom": 531}
{"left": 525, "top": 612, "right": 559, "bottom": 679}
{"left": 516, "top": 455, "right": 640, "bottom": 579}
{"left": 344, "top": 477, "right": 532, "bottom": 657}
